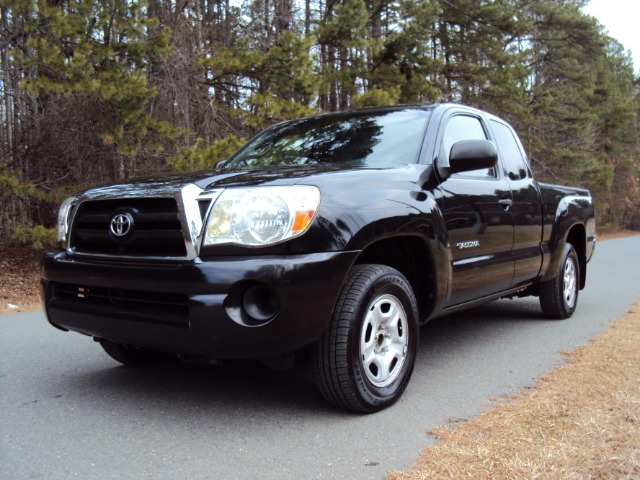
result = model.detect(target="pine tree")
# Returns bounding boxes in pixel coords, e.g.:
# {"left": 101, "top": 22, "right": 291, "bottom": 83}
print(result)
{"left": 2, "top": 0, "right": 639, "bottom": 243}
{"left": 1, "top": 0, "right": 174, "bottom": 242}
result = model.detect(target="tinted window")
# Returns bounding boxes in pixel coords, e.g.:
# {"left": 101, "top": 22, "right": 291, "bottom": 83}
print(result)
{"left": 442, "top": 115, "right": 495, "bottom": 178}
{"left": 226, "top": 109, "right": 430, "bottom": 168}
{"left": 490, "top": 120, "right": 530, "bottom": 180}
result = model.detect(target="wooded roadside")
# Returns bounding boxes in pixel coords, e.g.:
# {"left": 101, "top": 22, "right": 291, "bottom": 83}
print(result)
{"left": 2, "top": 0, "right": 639, "bottom": 248}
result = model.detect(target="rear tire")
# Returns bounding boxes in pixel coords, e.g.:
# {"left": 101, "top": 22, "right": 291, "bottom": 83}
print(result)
{"left": 99, "top": 339, "right": 175, "bottom": 367}
{"left": 314, "top": 264, "right": 419, "bottom": 413}
{"left": 540, "top": 243, "right": 580, "bottom": 319}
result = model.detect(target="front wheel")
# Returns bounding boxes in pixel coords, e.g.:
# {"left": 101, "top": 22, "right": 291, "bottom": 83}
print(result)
{"left": 539, "top": 244, "right": 580, "bottom": 319}
{"left": 314, "top": 264, "right": 419, "bottom": 413}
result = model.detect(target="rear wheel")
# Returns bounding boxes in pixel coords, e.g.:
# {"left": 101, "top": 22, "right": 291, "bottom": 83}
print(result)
{"left": 314, "top": 264, "right": 419, "bottom": 413}
{"left": 540, "top": 243, "right": 580, "bottom": 319}
{"left": 99, "top": 339, "right": 175, "bottom": 367}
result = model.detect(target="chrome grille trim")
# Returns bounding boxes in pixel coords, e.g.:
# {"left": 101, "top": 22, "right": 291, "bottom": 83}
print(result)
{"left": 66, "top": 184, "right": 224, "bottom": 261}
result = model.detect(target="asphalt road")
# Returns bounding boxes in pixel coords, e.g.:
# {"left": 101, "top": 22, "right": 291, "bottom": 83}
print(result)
{"left": 2, "top": 236, "right": 639, "bottom": 479}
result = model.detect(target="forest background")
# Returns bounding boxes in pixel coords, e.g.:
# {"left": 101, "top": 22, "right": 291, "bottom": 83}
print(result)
{"left": 1, "top": 0, "right": 639, "bottom": 248}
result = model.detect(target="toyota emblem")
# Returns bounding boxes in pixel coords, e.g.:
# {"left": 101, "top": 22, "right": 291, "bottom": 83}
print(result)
{"left": 110, "top": 213, "right": 134, "bottom": 237}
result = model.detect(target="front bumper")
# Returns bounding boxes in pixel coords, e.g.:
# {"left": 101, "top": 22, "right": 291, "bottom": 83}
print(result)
{"left": 41, "top": 250, "right": 358, "bottom": 359}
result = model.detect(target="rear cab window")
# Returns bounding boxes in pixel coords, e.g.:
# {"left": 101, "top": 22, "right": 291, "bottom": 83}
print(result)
{"left": 490, "top": 120, "right": 532, "bottom": 180}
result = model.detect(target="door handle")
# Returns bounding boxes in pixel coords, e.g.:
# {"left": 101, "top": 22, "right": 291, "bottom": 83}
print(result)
{"left": 498, "top": 198, "right": 513, "bottom": 209}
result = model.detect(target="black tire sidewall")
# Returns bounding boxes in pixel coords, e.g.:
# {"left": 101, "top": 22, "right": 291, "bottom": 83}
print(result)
{"left": 541, "top": 243, "right": 580, "bottom": 319}
{"left": 562, "top": 246, "right": 580, "bottom": 316}
{"left": 348, "top": 268, "right": 419, "bottom": 409}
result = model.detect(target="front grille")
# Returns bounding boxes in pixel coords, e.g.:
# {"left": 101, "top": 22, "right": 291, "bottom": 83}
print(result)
{"left": 69, "top": 198, "right": 187, "bottom": 257}
{"left": 52, "top": 282, "right": 189, "bottom": 327}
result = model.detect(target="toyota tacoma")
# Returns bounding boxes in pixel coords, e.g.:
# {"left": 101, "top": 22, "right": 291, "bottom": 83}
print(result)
{"left": 42, "top": 103, "right": 596, "bottom": 412}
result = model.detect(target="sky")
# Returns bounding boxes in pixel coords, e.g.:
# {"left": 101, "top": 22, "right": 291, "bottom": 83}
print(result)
{"left": 582, "top": 0, "right": 640, "bottom": 71}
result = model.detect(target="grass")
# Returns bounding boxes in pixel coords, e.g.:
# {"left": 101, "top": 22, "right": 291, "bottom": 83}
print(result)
{"left": 388, "top": 300, "right": 640, "bottom": 479}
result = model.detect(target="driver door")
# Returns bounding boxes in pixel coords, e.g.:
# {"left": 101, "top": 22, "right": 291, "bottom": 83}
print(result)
{"left": 437, "top": 113, "right": 515, "bottom": 305}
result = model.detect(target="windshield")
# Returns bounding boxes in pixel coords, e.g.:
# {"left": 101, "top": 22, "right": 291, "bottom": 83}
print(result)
{"left": 225, "top": 108, "right": 430, "bottom": 168}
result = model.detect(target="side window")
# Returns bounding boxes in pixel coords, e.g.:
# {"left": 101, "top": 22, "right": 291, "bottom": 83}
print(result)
{"left": 490, "top": 120, "right": 531, "bottom": 180}
{"left": 443, "top": 115, "right": 495, "bottom": 178}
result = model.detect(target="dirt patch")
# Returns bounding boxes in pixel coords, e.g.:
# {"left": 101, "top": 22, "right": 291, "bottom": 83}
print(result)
{"left": 388, "top": 300, "right": 640, "bottom": 479}
{"left": 0, "top": 241, "right": 42, "bottom": 313}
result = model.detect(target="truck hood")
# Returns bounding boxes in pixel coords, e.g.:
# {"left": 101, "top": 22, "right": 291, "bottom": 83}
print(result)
{"left": 77, "top": 163, "right": 434, "bottom": 199}
{"left": 197, "top": 164, "right": 364, "bottom": 190}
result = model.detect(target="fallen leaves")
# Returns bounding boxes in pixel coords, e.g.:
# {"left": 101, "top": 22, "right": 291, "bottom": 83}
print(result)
{"left": 0, "top": 241, "right": 42, "bottom": 312}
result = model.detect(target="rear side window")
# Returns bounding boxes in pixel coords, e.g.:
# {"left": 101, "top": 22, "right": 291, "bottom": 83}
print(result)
{"left": 442, "top": 115, "right": 496, "bottom": 178}
{"left": 490, "top": 120, "right": 531, "bottom": 180}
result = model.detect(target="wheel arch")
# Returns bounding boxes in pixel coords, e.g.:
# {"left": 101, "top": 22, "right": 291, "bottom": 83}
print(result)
{"left": 542, "top": 219, "right": 589, "bottom": 289}
{"left": 353, "top": 235, "right": 436, "bottom": 324}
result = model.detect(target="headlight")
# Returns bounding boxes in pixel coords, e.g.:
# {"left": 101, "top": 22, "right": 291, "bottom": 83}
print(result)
{"left": 203, "top": 186, "right": 321, "bottom": 247}
{"left": 57, "top": 196, "right": 77, "bottom": 246}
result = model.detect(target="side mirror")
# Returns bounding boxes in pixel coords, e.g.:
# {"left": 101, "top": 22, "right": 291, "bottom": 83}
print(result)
{"left": 449, "top": 139, "right": 498, "bottom": 174}
{"left": 438, "top": 139, "right": 498, "bottom": 179}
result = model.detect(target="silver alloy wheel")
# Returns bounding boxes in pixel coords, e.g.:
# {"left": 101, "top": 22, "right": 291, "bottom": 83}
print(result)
{"left": 563, "top": 256, "right": 577, "bottom": 309}
{"left": 360, "top": 294, "right": 409, "bottom": 388}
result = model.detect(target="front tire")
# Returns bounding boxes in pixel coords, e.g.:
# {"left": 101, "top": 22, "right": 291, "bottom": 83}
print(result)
{"left": 540, "top": 243, "right": 580, "bottom": 319}
{"left": 314, "top": 264, "right": 419, "bottom": 413}
{"left": 100, "top": 339, "right": 175, "bottom": 367}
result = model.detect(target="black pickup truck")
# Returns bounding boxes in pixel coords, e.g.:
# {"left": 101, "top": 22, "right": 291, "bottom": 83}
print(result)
{"left": 42, "top": 103, "right": 596, "bottom": 412}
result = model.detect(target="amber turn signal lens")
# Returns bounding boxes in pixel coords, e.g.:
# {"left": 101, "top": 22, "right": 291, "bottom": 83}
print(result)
{"left": 292, "top": 210, "right": 315, "bottom": 232}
